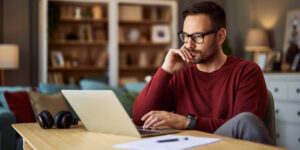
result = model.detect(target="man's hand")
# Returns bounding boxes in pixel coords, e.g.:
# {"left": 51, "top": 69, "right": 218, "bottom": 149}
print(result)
{"left": 141, "top": 111, "right": 190, "bottom": 130}
{"left": 162, "top": 46, "right": 192, "bottom": 74}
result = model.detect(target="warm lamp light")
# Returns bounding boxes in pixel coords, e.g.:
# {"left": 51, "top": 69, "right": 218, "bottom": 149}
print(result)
{"left": 0, "top": 44, "right": 19, "bottom": 86}
{"left": 245, "top": 28, "right": 271, "bottom": 52}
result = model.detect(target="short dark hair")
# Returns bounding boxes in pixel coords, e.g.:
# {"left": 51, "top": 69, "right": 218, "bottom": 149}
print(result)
{"left": 182, "top": 1, "right": 226, "bottom": 29}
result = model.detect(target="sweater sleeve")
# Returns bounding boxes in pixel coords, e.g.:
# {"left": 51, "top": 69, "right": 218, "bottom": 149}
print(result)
{"left": 233, "top": 62, "right": 268, "bottom": 119}
{"left": 193, "top": 62, "right": 268, "bottom": 133}
{"left": 132, "top": 68, "right": 175, "bottom": 126}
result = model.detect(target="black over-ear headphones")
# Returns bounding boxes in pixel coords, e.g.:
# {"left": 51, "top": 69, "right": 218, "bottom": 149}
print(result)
{"left": 37, "top": 110, "right": 78, "bottom": 129}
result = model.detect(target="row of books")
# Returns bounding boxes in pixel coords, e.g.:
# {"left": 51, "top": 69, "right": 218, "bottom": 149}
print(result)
{"left": 48, "top": 73, "right": 64, "bottom": 85}
{"left": 50, "top": 50, "right": 108, "bottom": 68}
{"left": 119, "top": 51, "right": 165, "bottom": 67}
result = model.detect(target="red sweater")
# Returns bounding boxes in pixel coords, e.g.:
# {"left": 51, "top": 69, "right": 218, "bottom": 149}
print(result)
{"left": 132, "top": 56, "right": 268, "bottom": 133}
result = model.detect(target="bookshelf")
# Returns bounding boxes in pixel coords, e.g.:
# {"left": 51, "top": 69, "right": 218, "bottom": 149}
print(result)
{"left": 39, "top": 0, "right": 178, "bottom": 86}
{"left": 46, "top": 1, "right": 108, "bottom": 84}
{"left": 118, "top": 2, "right": 176, "bottom": 85}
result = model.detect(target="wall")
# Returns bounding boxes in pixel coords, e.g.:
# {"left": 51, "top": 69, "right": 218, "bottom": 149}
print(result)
{"left": 0, "top": 0, "right": 38, "bottom": 86}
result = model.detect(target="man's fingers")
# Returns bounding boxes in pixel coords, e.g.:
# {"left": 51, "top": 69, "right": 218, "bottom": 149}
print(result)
{"left": 141, "top": 111, "right": 154, "bottom": 121}
{"left": 181, "top": 49, "right": 192, "bottom": 60}
{"left": 174, "top": 49, "right": 188, "bottom": 61}
{"left": 144, "top": 116, "right": 160, "bottom": 128}
{"left": 143, "top": 115, "right": 154, "bottom": 127}
{"left": 179, "top": 50, "right": 190, "bottom": 61}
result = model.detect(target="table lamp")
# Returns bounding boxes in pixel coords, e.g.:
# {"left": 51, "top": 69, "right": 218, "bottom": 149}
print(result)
{"left": 245, "top": 28, "right": 271, "bottom": 64}
{"left": 0, "top": 44, "right": 19, "bottom": 86}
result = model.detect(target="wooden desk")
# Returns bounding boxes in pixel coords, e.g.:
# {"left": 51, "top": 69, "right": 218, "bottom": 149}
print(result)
{"left": 13, "top": 123, "right": 285, "bottom": 150}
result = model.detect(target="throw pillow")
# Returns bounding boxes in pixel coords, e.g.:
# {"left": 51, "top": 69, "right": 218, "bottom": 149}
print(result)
{"left": 4, "top": 91, "right": 35, "bottom": 123}
{"left": 124, "top": 82, "right": 146, "bottom": 93}
{"left": 28, "top": 91, "right": 69, "bottom": 117}
{"left": 0, "top": 86, "right": 32, "bottom": 109}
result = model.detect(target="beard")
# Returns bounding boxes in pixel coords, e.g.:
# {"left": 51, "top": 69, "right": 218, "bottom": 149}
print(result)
{"left": 187, "top": 39, "right": 219, "bottom": 64}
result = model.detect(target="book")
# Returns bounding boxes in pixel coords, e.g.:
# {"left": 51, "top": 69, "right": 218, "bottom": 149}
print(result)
{"left": 119, "top": 51, "right": 128, "bottom": 66}
{"left": 85, "top": 24, "right": 94, "bottom": 42}
{"left": 138, "top": 51, "right": 149, "bottom": 67}
{"left": 96, "top": 51, "right": 108, "bottom": 67}
{"left": 77, "top": 24, "right": 85, "bottom": 41}
{"left": 47, "top": 73, "right": 54, "bottom": 84}
{"left": 53, "top": 72, "right": 64, "bottom": 85}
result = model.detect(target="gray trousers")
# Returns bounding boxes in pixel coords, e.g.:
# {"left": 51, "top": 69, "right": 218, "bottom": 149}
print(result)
{"left": 214, "top": 112, "right": 275, "bottom": 145}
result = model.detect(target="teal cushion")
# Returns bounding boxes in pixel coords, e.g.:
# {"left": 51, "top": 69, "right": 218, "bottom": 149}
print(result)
{"left": 38, "top": 83, "right": 79, "bottom": 94}
{"left": 79, "top": 79, "right": 110, "bottom": 90}
{"left": 81, "top": 75, "right": 108, "bottom": 84}
{"left": 0, "top": 87, "right": 31, "bottom": 109}
{"left": 124, "top": 82, "right": 147, "bottom": 93}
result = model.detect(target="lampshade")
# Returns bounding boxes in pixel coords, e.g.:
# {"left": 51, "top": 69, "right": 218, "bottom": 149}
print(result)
{"left": 244, "top": 28, "right": 271, "bottom": 52}
{"left": 0, "top": 44, "right": 19, "bottom": 69}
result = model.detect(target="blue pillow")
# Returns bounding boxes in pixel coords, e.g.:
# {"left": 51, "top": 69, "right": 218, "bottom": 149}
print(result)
{"left": 0, "top": 86, "right": 31, "bottom": 109}
{"left": 38, "top": 83, "right": 79, "bottom": 94}
{"left": 124, "top": 82, "right": 147, "bottom": 93}
{"left": 79, "top": 79, "right": 110, "bottom": 90}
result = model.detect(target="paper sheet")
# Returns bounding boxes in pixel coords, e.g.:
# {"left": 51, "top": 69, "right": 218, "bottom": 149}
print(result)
{"left": 114, "top": 135, "right": 221, "bottom": 150}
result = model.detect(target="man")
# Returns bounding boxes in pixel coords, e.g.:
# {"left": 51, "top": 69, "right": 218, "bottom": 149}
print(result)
{"left": 132, "top": 1, "right": 274, "bottom": 145}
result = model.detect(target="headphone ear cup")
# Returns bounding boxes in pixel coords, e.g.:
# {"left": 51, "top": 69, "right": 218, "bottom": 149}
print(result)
{"left": 37, "top": 110, "right": 54, "bottom": 129}
{"left": 54, "top": 110, "right": 69, "bottom": 129}
{"left": 61, "top": 112, "right": 73, "bottom": 128}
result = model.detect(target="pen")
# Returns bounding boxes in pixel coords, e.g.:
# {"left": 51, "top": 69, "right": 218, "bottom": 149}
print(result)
{"left": 157, "top": 137, "right": 188, "bottom": 143}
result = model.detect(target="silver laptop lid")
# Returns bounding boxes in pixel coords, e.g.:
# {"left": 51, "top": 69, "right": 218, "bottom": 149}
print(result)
{"left": 61, "top": 90, "right": 141, "bottom": 137}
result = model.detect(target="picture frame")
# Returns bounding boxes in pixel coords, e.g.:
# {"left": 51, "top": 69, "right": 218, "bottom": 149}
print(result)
{"left": 151, "top": 25, "right": 170, "bottom": 43}
{"left": 283, "top": 9, "right": 300, "bottom": 66}
{"left": 51, "top": 51, "right": 65, "bottom": 67}
{"left": 253, "top": 52, "right": 267, "bottom": 71}
{"left": 265, "top": 51, "right": 281, "bottom": 72}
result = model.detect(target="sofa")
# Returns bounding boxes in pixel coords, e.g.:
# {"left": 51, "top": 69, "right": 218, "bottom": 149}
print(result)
{"left": 0, "top": 80, "right": 146, "bottom": 150}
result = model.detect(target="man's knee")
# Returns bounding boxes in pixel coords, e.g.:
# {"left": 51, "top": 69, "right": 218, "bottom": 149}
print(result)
{"left": 235, "top": 112, "right": 260, "bottom": 125}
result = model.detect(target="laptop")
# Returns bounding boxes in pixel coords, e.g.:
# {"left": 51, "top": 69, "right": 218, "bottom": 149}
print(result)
{"left": 61, "top": 90, "right": 179, "bottom": 137}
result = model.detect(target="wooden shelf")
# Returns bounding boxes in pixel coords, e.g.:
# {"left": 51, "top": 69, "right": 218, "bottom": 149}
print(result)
{"left": 119, "top": 20, "right": 170, "bottom": 25}
{"left": 119, "top": 65, "right": 158, "bottom": 71}
{"left": 49, "top": 41, "right": 107, "bottom": 46}
{"left": 49, "top": 66, "right": 107, "bottom": 72}
{"left": 119, "top": 42, "right": 170, "bottom": 47}
{"left": 60, "top": 18, "right": 108, "bottom": 23}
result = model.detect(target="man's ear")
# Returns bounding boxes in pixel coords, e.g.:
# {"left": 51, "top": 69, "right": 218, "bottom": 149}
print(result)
{"left": 217, "top": 28, "right": 226, "bottom": 45}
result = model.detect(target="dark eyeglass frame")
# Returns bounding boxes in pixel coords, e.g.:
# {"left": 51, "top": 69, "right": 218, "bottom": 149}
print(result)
{"left": 178, "top": 27, "right": 221, "bottom": 44}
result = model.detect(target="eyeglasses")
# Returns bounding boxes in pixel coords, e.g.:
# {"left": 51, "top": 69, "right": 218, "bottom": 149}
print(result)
{"left": 178, "top": 27, "right": 221, "bottom": 44}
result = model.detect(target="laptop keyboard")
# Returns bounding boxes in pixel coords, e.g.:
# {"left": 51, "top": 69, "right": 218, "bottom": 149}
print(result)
{"left": 137, "top": 129, "right": 159, "bottom": 134}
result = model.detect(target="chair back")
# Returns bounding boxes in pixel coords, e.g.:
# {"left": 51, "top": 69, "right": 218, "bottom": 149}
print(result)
{"left": 263, "top": 91, "right": 276, "bottom": 144}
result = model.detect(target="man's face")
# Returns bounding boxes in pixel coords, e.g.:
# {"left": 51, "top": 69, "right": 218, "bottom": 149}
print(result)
{"left": 182, "top": 14, "right": 219, "bottom": 64}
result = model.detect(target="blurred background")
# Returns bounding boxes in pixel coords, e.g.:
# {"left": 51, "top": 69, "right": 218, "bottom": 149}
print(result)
{"left": 0, "top": 0, "right": 299, "bottom": 86}
{"left": 1, "top": 1, "right": 300, "bottom": 150}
